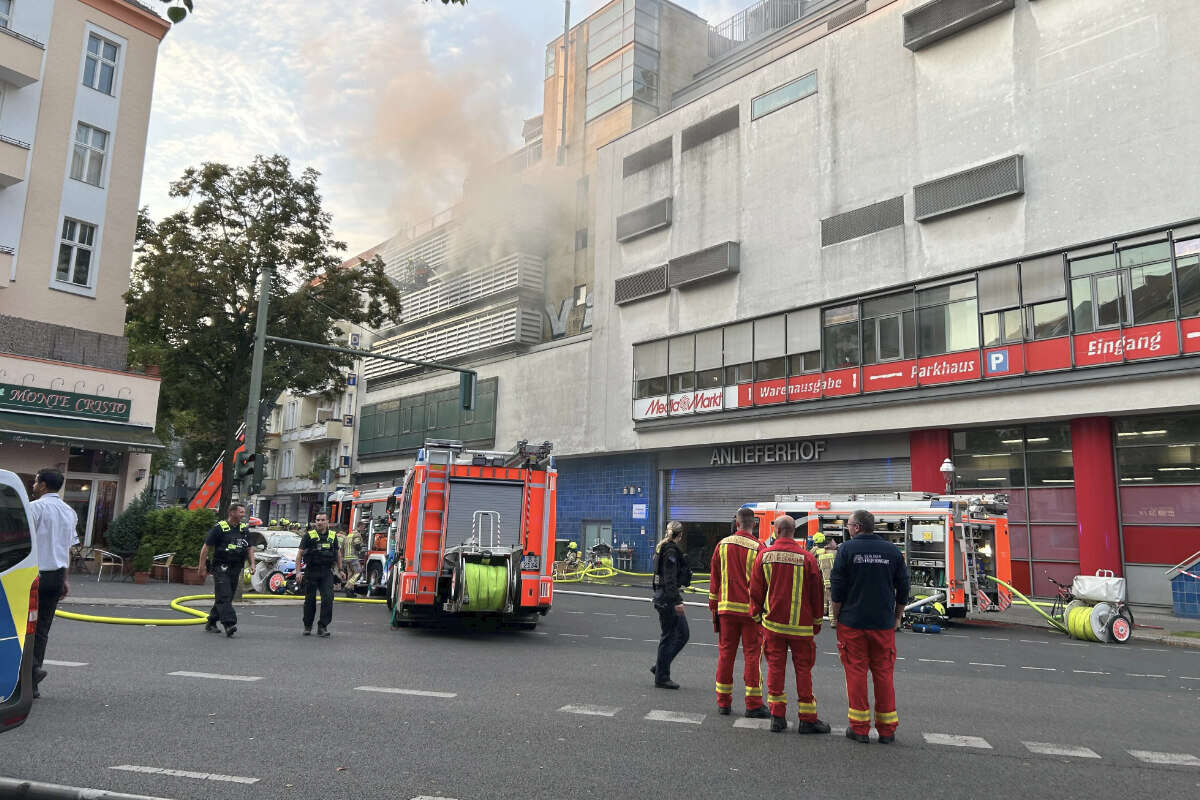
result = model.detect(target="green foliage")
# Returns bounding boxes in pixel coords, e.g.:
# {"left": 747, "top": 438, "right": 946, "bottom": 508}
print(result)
{"left": 132, "top": 507, "right": 218, "bottom": 571}
{"left": 308, "top": 453, "right": 331, "bottom": 483}
{"left": 105, "top": 487, "right": 155, "bottom": 555}
{"left": 156, "top": 0, "right": 465, "bottom": 24}
{"left": 126, "top": 155, "right": 403, "bottom": 513}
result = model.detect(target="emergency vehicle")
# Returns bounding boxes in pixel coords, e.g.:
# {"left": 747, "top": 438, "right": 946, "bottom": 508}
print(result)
{"left": 742, "top": 493, "right": 1012, "bottom": 619}
{"left": 328, "top": 486, "right": 400, "bottom": 596}
{"left": 387, "top": 440, "right": 556, "bottom": 629}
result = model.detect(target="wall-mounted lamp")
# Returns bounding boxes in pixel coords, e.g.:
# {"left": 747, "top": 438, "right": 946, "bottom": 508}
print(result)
{"left": 135, "top": 468, "right": 147, "bottom": 482}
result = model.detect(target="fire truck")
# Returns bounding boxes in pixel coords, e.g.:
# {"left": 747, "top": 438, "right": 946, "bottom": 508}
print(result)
{"left": 328, "top": 486, "right": 401, "bottom": 596}
{"left": 742, "top": 493, "right": 1012, "bottom": 619}
{"left": 387, "top": 439, "right": 557, "bottom": 629}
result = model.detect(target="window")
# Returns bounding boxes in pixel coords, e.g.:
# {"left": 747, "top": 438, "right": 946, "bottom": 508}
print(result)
{"left": 1175, "top": 237, "right": 1200, "bottom": 318}
{"left": 0, "top": 482, "right": 33, "bottom": 574}
{"left": 84, "top": 33, "right": 119, "bottom": 95}
{"left": 55, "top": 218, "right": 96, "bottom": 288}
{"left": 722, "top": 321, "right": 753, "bottom": 384}
{"left": 575, "top": 228, "right": 588, "bottom": 251}
{"left": 633, "top": 340, "right": 667, "bottom": 399}
{"left": 982, "top": 309, "right": 1023, "bottom": 347}
{"left": 585, "top": 43, "right": 658, "bottom": 120}
{"left": 860, "top": 292, "right": 914, "bottom": 364}
{"left": 668, "top": 335, "right": 694, "bottom": 394}
{"left": 1070, "top": 242, "right": 1175, "bottom": 332}
{"left": 545, "top": 45, "right": 556, "bottom": 79}
{"left": 574, "top": 284, "right": 588, "bottom": 306}
{"left": 786, "top": 307, "right": 821, "bottom": 374}
{"left": 1026, "top": 300, "right": 1069, "bottom": 340}
{"left": 0, "top": 0, "right": 12, "bottom": 30}
{"left": 70, "top": 122, "right": 108, "bottom": 186}
{"left": 916, "top": 280, "right": 978, "bottom": 356}
{"left": 695, "top": 328, "right": 722, "bottom": 388}
{"left": 753, "top": 315, "right": 785, "bottom": 379}
{"left": 822, "top": 304, "right": 859, "bottom": 369}
{"left": 751, "top": 71, "right": 817, "bottom": 120}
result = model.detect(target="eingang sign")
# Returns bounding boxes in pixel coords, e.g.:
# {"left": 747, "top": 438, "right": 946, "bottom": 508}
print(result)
{"left": 0, "top": 383, "right": 131, "bottom": 422}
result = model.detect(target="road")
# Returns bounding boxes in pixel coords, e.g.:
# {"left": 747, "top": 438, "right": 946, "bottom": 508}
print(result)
{"left": 2, "top": 589, "right": 1199, "bottom": 799}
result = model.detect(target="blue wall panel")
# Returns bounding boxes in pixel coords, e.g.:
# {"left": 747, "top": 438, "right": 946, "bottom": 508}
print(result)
{"left": 554, "top": 453, "right": 659, "bottom": 572}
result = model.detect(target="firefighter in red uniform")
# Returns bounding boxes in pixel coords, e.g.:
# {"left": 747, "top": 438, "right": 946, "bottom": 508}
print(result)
{"left": 709, "top": 508, "right": 771, "bottom": 719}
{"left": 749, "top": 514, "right": 832, "bottom": 734}
{"left": 830, "top": 509, "right": 910, "bottom": 744}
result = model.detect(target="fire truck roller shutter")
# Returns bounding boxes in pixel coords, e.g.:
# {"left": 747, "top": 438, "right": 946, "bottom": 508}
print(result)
{"left": 665, "top": 458, "right": 911, "bottom": 521}
{"left": 445, "top": 480, "right": 526, "bottom": 547}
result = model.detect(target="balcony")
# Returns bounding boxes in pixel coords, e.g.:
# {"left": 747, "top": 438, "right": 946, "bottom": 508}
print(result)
{"left": 0, "top": 134, "right": 30, "bottom": 188}
{"left": 275, "top": 476, "right": 323, "bottom": 493}
{"left": 0, "top": 247, "right": 11, "bottom": 285}
{"left": 260, "top": 479, "right": 278, "bottom": 496}
{"left": 297, "top": 420, "right": 345, "bottom": 445}
{"left": 0, "top": 26, "right": 45, "bottom": 88}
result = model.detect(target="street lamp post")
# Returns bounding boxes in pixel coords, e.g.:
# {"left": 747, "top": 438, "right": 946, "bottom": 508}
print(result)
{"left": 940, "top": 457, "right": 956, "bottom": 496}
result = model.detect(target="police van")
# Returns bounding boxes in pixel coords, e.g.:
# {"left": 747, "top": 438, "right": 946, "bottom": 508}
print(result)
{"left": 0, "top": 469, "right": 38, "bottom": 732}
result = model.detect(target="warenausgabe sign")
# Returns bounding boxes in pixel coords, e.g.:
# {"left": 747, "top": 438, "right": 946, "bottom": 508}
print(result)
{"left": 0, "top": 383, "right": 131, "bottom": 422}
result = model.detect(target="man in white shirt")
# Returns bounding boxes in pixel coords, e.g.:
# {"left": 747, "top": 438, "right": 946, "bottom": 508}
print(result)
{"left": 29, "top": 468, "right": 79, "bottom": 699}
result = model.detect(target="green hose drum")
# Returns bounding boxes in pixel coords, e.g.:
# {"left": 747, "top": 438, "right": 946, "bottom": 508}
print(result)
{"left": 463, "top": 561, "right": 507, "bottom": 612}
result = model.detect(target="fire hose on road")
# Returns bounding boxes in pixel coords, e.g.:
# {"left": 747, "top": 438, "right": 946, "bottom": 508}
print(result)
{"left": 55, "top": 593, "right": 385, "bottom": 626}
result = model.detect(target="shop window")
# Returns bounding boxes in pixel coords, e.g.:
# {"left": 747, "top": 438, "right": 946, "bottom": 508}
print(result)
{"left": 1008, "top": 523, "right": 1030, "bottom": 560}
{"left": 1025, "top": 300, "right": 1069, "bottom": 340}
{"left": 1024, "top": 422, "right": 1072, "bottom": 451}
{"left": 916, "top": 280, "right": 978, "bottom": 356}
{"left": 861, "top": 291, "right": 915, "bottom": 364}
{"left": 1114, "top": 414, "right": 1200, "bottom": 444}
{"left": 822, "top": 304, "right": 859, "bottom": 369}
{"left": 1115, "top": 445, "right": 1199, "bottom": 484}
{"left": 1175, "top": 237, "right": 1200, "bottom": 317}
{"left": 981, "top": 308, "right": 1022, "bottom": 347}
{"left": 1119, "top": 484, "right": 1200, "bottom": 525}
{"left": 1025, "top": 488, "right": 1077, "bottom": 522}
{"left": 1006, "top": 489, "right": 1028, "bottom": 523}
{"left": 1030, "top": 525, "right": 1080, "bottom": 561}
{"left": 68, "top": 447, "right": 120, "bottom": 475}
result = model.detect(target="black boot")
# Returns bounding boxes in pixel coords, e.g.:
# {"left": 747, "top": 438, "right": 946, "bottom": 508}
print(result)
{"left": 845, "top": 729, "right": 870, "bottom": 744}
{"left": 317, "top": 625, "right": 330, "bottom": 638}
{"left": 225, "top": 625, "right": 237, "bottom": 638}
{"left": 744, "top": 706, "right": 771, "bottom": 719}
{"left": 770, "top": 716, "right": 788, "bottom": 733}
{"left": 717, "top": 706, "right": 731, "bottom": 716}
{"left": 204, "top": 622, "right": 219, "bottom": 633}
{"left": 654, "top": 679, "right": 680, "bottom": 690}
{"left": 797, "top": 719, "right": 832, "bottom": 735}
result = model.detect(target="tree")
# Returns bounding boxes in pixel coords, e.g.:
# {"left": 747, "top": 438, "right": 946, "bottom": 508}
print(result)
{"left": 126, "top": 155, "right": 402, "bottom": 515}
{"left": 156, "top": 0, "right": 467, "bottom": 24}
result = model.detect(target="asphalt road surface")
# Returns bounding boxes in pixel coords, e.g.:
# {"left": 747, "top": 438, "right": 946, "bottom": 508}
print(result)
{"left": 3, "top": 590, "right": 1199, "bottom": 799}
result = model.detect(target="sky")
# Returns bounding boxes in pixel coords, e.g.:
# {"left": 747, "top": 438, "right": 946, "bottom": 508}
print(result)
{"left": 139, "top": 0, "right": 744, "bottom": 258}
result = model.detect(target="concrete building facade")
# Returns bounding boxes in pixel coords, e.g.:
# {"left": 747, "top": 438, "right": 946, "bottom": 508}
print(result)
{"left": 0, "top": 0, "right": 167, "bottom": 545}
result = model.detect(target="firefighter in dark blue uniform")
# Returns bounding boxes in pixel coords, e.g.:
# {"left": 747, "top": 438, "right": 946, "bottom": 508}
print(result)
{"left": 199, "top": 503, "right": 254, "bottom": 637}
{"left": 297, "top": 512, "right": 342, "bottom": 637}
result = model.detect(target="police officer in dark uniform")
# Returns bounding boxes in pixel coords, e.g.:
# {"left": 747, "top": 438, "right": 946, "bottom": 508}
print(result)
{"left": 199, "top": 503, "right": 254, "bottom": 638}
{"left": 297, "top": 512, "right": 342, "bottom": 637}
{"left": 650, "top": 520, "right": 693, "bottom": 689}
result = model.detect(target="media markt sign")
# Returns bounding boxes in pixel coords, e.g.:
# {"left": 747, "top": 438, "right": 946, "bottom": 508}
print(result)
{"left": 0, "top": 383, "right": 131, "bottom": 422}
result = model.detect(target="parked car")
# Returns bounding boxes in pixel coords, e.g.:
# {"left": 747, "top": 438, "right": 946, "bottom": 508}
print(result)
{"left": 0, "top": 468, "right": 38, "bottom": 733}
{"left": 262, "top": 531, "right": 301, "bottom": 563}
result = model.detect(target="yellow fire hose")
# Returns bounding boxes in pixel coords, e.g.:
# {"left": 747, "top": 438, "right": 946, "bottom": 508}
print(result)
{"left": 985, "top": 575, "right": 1069, "bottom": 634}
{"left": 56, "top": 592, "right": 385, "bottom": 626}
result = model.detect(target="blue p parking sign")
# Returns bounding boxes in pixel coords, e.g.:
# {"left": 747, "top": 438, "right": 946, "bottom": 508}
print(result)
{"left": 986, "top": 349, "right": 1009, "bottom": 375}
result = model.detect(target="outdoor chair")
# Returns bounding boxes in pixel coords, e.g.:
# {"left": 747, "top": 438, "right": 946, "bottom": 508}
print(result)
{"left": 150, "top": 552, "right": 175, "bottom": 583}
{"left": 95, "top": 549, "right": 125, "bottom": 581}
{"left": 70, "top": 545, "right": 94, "bottom": 575}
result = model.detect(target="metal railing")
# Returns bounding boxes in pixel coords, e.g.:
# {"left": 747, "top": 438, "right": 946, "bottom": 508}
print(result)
{"left": 0, "top": 23, "right": 45, "bottom": 49}
{"left": 707, "top": 0, "right": 840, "bottom": 61}
{"left": 0, "top": 133, "right": 31, "bottom": 150}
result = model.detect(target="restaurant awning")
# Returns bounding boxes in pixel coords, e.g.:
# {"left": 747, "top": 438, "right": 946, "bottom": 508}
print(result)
{"left": 0, "top": 411, "right": 163, "bottom": 452}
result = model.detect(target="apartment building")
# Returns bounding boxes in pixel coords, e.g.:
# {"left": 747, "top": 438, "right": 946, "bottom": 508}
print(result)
{"left": 0, "top": 0, "right": 167, "bottom": 545}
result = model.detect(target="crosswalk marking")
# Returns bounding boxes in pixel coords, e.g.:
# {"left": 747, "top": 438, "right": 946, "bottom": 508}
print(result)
{"left": 110, "top": 765, "right": 258, "bottom": 784}
{"left": 1023, "top": 742, "right": 1101, "bottom": 759}
{"left": 733, "top": 718, "right": 772, "bottom": 730}
{"left": 919, "top": 658, "right": 954, "bottom": 664}
{"left": 969, "top": 662, "right": 1005, "bottom": 667}
{"left": 1126, "top": 673, "right": 1165, "bottom": 678}
{"left": 1073, "top": 670, "right": 1110, "bottom": 675}
{"left": 1128, "top": 750, "right": 1200, "bottom": 767}
{"left": 602, "top": 636, "right": 632, "bottom": 641}
{"left": 1021, "top": 666, "right": 1055, "bottom": 672}
{"left": 924, "top": 733, "right": 992, "bottom": 749}
{"left": 43, "top": 660, "right": 87, "bottom": 667}
{"left": 168, "top": 671, "right": 261, "bottom": 682}
{"left": 645, "top": 710, "right": 705, "bottom": 725}
{"left": 559, "top": 704, "right": 620, "bottom": 717}
{"left": 354, "top": 686, "right": 457, "bottom": 698}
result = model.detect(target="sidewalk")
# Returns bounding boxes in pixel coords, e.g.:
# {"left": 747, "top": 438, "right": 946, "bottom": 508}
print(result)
{"left": 965, "top": 602, "right": 1200, "bottom": 648}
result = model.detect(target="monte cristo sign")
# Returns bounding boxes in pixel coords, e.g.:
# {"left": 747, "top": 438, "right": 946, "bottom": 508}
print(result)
{"left": 0, "top": 383, "right": 131, "bottom": 423}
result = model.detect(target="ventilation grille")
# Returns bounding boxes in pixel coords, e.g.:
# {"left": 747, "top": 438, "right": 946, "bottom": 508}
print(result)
{"left": 681, "top": 106, "right": 740, "bottom": 152}
{"left": 827, "top": 1, "right": 868, "bottom": 31}
{"left": 821, "top": 196, "right": 904, "bottom": 246}
{"left": 668, "top": 242, "right": 740, "bottom": 288}
{"left": 616, "top": 197, "right": 673, "bottom": 242}
{"left": 614, "top": 265, "right": 669, "bottom": 306}
{"left": 903, "top": 0, "right": 1015, "bottom": 51}
{"left": 623, "top": 137, "right": 672, "bottom": 178}
{"left": 914, "top": 155, "right": 1024, "bottom": 222}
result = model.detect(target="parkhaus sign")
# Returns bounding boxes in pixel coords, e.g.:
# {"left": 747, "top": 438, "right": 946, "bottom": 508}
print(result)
{"left": 710, "top": 439, "right": 827, "bottom": 466}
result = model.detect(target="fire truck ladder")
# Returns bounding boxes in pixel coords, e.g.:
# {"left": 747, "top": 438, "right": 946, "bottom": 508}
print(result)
{"left": 413, "top": 446, "right": 454, "bottom": 598}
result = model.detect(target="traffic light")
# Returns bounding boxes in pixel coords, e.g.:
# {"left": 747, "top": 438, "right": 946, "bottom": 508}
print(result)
{"left": 234, "top": 451, "right": 258, "bottom": 490}
{"left": 459, "top": 371, "right": 477, "bottom": 411}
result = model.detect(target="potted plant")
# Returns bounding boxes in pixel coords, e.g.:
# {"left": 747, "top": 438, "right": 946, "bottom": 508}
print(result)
{"left": 131, "top": 542, "right": 153, "bottom": 584}
{"left": 179, "top": 507, "right": 217, "bottom": 585}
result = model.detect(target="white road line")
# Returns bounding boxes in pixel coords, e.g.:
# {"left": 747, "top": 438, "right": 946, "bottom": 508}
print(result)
{"left": 559, "top": 704, "right": 620, "bottom": 717}
{"left": 563, "top": 610, "right": 585, "bottom": 615}
{"left": 693, "top": 642, "right": 718, "bottom": 647}
{"left": 824, "top": 651, "right": 838, "bottom": 656}
{"left": 559, "top": 633, "right": 588, "bottom": 638}
{"left": 594, "top": 612, "right": 617, "bottom": 616}
{"left": 110, "top": 765, "right": 258, "bottom": 784}
{"left": 646, "top": 710, "right": 705, "bottom": 725}
{"left": 626, "top": 614, "right": 650, "bottom": 618}
{"left": 1141, "top": 648, "right": 1169, "bottom": 653}
{"left": 1062, "top": 643, "right": 1087, "bottom": 647}
{"left": 981, "top": 636, "right": 1009, "bottom": 641}
{"left": 969, "top": 662, "right": 1006, "bottom": 668}
{"left": 919, "top": 658, "right": 954, "bottom": 664}
{"left": 532, "top": 631, "right": 548, "bottom": 636}
{"left": 733, "top": 717, "right": 772, "bottom": 730}
{"left": 1021, "top": 666, "right": 1056, "bottom": 672}
{"left": 1023, "top": 742, "right": 1101, "bottom": 759}
{"left": 1019, "top": 640, "right": 1049, "bottom": 645}
{"left": 1180, "top": 676, "right": 1200, "bottom": 681}
{"left": 411, "top": 796, "right": 458, "bottom": 800}
{"left": 168, "top": 671, "right": 261, "bottom": 682}
{"left": 896, "top": 657, "right": 905, "bottom": 661}
{"left": 1126, "top": 673, "right": 1166, "bottom": 678}
{"left": 643, "top": 639, "right": 658, "bottom": 643}
{"left": 924, "top": 733, "right": 992, "bottom": 749}
{"left": 942, "top": 633, "right": 968, "bottom": 639}
{"left": 1128, "top": 750, "right": 1200, "bottom": 767}
{"left": 602, "top": 636, "right": 633, "bottom": 641}
{"left": 354, "top": 686, "right": 457, "bottom": 698}
{"left": 43, "top": 660, "right": 87, "bottom": 667}
{"left": 1073, "top": 670, "right": 1110, "bottom": 675}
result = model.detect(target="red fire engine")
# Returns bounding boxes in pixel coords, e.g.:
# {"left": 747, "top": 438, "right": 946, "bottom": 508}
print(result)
{"left": 387, "top": 440, "right": 557, "bottom": 629}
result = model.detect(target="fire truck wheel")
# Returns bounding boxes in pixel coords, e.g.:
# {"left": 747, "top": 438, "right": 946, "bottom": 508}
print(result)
{"left": 385, "top": 574, "right": 395, "bottom": 611}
